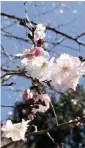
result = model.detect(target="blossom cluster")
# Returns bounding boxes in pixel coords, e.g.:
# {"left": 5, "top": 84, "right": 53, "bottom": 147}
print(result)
{"left": 1, "top": 23, "right": 85, "bottom": 143}
{"left": 21, "top": 47, "right": 85, "bottom": 90}
{"left": 32, "top": 24, "right": 46, "bottom": 41}
{"left": 22, "top": 88, "right": 51, "bottom": 118}
{"left": 20, "top": 50, "right": 85, "bottom": 91}
{"left": 1, "top": 86, "right": 51, "bottom": 142}
{"left": 17, "top": 24, "right": 85, "bottom": 91}
{"left": 1, "top": 91, "right": 51, "bottom": 142}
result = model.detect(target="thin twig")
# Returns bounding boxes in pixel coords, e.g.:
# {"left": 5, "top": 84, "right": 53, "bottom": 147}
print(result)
{"left": 47, "top": 132, "right": 59, "bottom": 147}
{"left": 27, "top": 115, "right": 85, "bottom": 137}
{"left": 1, "top": 12, "right": 85, "bottom": 46}
{"left": 1, "top": 105, "right": 14, "bottom": 108}
{"left": 50, "top": 101, "right": 58, "bottom": 126}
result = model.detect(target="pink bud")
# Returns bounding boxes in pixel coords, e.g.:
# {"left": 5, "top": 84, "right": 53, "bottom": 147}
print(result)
{"left": 22, "top": 89, "right": 33, "bottom": 101}
{"left": 35, "top": 48, "right": 42, "bottom": 57}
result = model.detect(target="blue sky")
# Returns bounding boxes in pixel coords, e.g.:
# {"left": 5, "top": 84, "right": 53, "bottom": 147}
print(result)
{"left": 1, "top": 1, "right": 85, "bottom": 121}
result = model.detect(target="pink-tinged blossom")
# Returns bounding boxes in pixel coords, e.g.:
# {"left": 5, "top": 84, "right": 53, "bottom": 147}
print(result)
{"left": 35, "top": 48, "right": 42, "bottom": 57}
{"left": 51, "top": 53, "right": 85, "bottom": 91}
{"left": 21, "top": 55, "right": 49, "bottom": 74}
{"left": 23, "top": 47, "right": 49, "bottom": 59}
{"left": 20, "top": 47, "right": 49, "bottom": 73}
{"left": 22, "top": 89, "right": 33, "bottom": 101}
{"left": 1, "top": 119, "right": 30, "bottom": 141}
{"left": 32, "top": 94, "right": 51, "bottom": 113}
{"left": 31, "top": 57, "right": 55, "bottom": 81}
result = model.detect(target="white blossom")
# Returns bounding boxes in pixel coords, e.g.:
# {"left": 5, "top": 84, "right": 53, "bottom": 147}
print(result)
{"left": 33, "top": 24, "right": 46, "bottom": 40}
{"left": 31, "top": 57, "right": 55, "bottom": 81}
{"left": 51, "top": 53, "right": 85, "bottom": 90}
{"left": 21, "top": 56, "right": 48, "bottom": 73}
{"left": 21, "top": 47, "right": 49, "bottom": 73}
{"left": 1, "top": 119, "right": 30, "bottom": 141}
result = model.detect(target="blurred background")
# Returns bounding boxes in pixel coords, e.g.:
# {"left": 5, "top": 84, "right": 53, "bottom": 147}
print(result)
{"left": 1, "top": 1, "right": 85, "bottom": 148}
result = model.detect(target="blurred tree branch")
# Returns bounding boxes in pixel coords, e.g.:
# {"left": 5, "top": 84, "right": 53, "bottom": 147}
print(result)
{"left": 1, "top": 12, "right": 85, "bottom": 46}
{"left": 27, "top": 115, "right": 85, "bottom": 137}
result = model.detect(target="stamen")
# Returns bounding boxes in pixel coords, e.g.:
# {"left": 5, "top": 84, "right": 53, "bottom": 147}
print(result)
{"left": 62, "top": 66, "right": 70, "bottom": 72}
{"left": 41, "top": 62, "right": 48, "bottom": 68}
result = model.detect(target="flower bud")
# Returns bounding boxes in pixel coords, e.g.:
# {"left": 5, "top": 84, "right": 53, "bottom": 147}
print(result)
{"left": 22, "top": 89, "right": 33, "bottom": 101}
{"left": 35, "top": 48, "right": 42, "bottom": 57}
{"left": 37, "top": 39, "right": 44, "bottom": 45}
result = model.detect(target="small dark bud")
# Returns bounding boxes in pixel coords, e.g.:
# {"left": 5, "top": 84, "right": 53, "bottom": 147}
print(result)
{"left": 29, "top": 98, "right": 35, "bottom": 104}
{"left": 28, "top": 34, "right": 33, "bottom": 39}
{"left": 79, "top": 56, "right": 83, "bottom": 61}
{"left": 34, "top": 105, "right": 39, "bottom": 109}
{"left": 20, "top": 19, "right": 27, "bottom": 26}
{"left": 30, "top": 86, "right": 36, "bottom": 90}
{"left": 32, "top": 27, "right": 36, "bottom": 32}
{"left": 79, "top": 56, "right": 85, "bottom": 62}
{"left": 37, "top": 39, "right": 44, "bottom": 45}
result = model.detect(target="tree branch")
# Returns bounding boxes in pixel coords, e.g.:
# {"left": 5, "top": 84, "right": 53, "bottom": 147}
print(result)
{"left": 27, "top": 116, "right": 85, "bottom": 137}
{"left": 1, "top": 105, "right": 14, "bottom": 108}
{"left": 50, "top": 101, "right": 58, "bottom": 126}
{"left": 1, "top": 68, "right": 33, "bottom": 81}
{"left": 1, "top": 12, "right": 85, "bottom": 46}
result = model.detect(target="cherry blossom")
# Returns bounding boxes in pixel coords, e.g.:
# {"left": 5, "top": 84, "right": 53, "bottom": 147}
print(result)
{"left": 1, "top": 119, "right": 30, "bottom": 141}
{"left": 32, "top": 94, "right": 51, "bottom": 113}
{"left": 21, "top": 47, "right": 49, "bottom": 73}
{"left": 33, "top": 24, "right": 46, "bottom": 41}
{"left": 50, "top": 53, "right": 85, "bottom": 90}
{"left": 31, "top": 57, "right": 55, "bottom": 81}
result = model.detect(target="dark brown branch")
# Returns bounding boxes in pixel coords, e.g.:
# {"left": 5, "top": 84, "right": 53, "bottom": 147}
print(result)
{"left": 76, "top": 32, "right": 85, "bottom": 39}
{"left": 1, "top": 141, "right": 14, "bottom": 148}
{"left": 58, "top": 116, "right": 85, "bottom": 128}
{"left": 46, "top": 26, "right": 85, "bottom": 46}
{"left": 1, "top": 69, "right": 32, "bottom": 81}
{"left": 1, "top": 68, "right": 43, "bottom": 87}
{"left": 27, "top": 116, "right": 85, "bottom": 137}
{"left": 47, "top": 132, "right": 59, "bottom": 147}
{"left": 2, "top": 32, "right": 85, "bottom": 54}
{"left": 2, "top": 82, "right": 16, "bottom": 86}
{"left": 1, "top": 105, "right": 14, "bottom": 108}
{"left": 1, "top": 12, "right": 85, "bottom": 46}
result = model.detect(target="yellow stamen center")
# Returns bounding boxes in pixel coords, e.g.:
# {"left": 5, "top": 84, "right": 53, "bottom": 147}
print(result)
{"left": 41, "top": 62, "right": 48, "bottom": 69}
{"left": 62, "top": 66, "right": 70, "bottom": 72}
